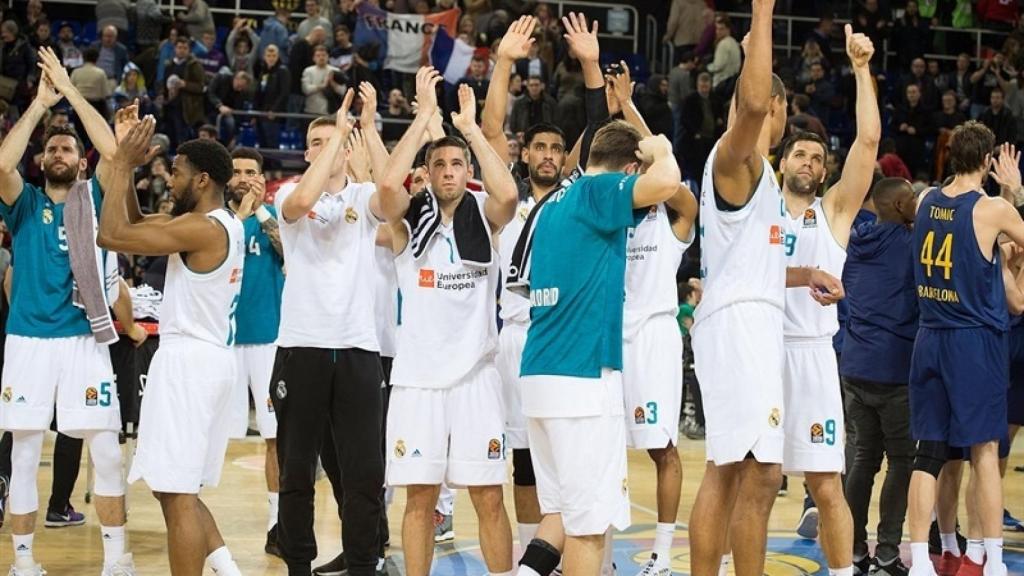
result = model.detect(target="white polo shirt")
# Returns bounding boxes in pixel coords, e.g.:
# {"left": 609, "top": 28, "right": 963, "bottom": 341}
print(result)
{"left": 274, "top": 180, "right": 381, "bottom": 351}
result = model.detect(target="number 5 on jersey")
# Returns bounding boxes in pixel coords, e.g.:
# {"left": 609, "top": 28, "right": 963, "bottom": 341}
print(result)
{"left": 920, "top": 231, "right": 953, "bottom": 279}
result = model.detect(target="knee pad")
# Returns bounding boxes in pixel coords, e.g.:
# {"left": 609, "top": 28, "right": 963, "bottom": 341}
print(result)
{"left": 512, "top": 449, "right": 536, "bottom": 487}
{"left": 519, "top": 538, "right": 561, "bottom": 574}
{"left": 85, "top": 430, "right": 124, "bottom": 497}
{"left": 913, "top": 440, "right": 948, "bottom": 479}
{"left": 9, "top": 431, "right": 44, "bottom": 515}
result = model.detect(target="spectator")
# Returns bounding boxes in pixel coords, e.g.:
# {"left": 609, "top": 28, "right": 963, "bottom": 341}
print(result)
{"left": 788, "top": 93, "right": 829, "bottom": 140}
{"left": 176, "top": 0, "right": 215, "bottom": 40}
{"left": 255, "top": 44, "right": 290, "bottom": 150}
{"left": 458, "top": 14, "right": 481, "bottom": 47}
{"left": 0, "top": 20, "right": 36, "bottom": 111}
{"left": 509, "top": 74, "right": 556, "bottom": 137}
{"left": 680, "top": 71, "right": 716, "bottom": 180}
{"left": 24, "top": 0, "right": 47, "bottom": 34}
{"left": 706, "top": 14, "right": 741, "bottom": 88}
{"left": 95, "top": 0, "right": 131, "bottom": 36}
{"left": 259, "top": 7, "right": 292, "bottom": 66}
{"left": 514, "top": 42, "right": 550, "bottom": 85}
{"left": 115, "top": 62, "right": 154, "bottom": 116}
{"left": 298, "top": 0, "right": 334, "bottom": 48}
{"left": 156, "top": 26, "right": 200, "bottom": 86}
{"left": 55, "top": 21, "right": 83, "bottom": 69}
{"left": 933, "top": 90, "right": 967, "bottom": 181}
{"left": 948, "top": 52, "right": 974, "bottom": 111}
{"left": 971, "top": 52, "right": 1006, "bottom": 118}
{"left": 892, "top": 0, "right": 931, "bottom": 68}
{"left": 135, "top": 0, "right": 167, "bottom": 50}
{"left": 90, "top": 25, "right": 130, "bottom": 83}
{"left": 380, "top": 88, "right": 412, "bottom": 144}
{"left": 803, "top": 61, "right": 836, "bottom": 120}
{"left": 668, "top": 53, "right": 697, "bottom": 112}
{"left": 551, "top": 54, "right": 584, "bottom": 102}
{"left": 978, "top": 0, "right": 1020, "bottom": 28}
{"left": 30, "top": 19, "right": 53, "bottom": 50}
{"left": 452, "top": 55, "right": 490, "bottom": 114}
{"left": 162, "top": 36, "right": 207, "bottom": 148}
{"left": 794, "top": 39, "right": 830, "bottom": 85}
{"left": 70, "top": 47, "right": 112, "bottom": 119}
{"left": 301, "top": 44, "right": 343, "bottom": 116}
{"left": 807, "top": 15, "right": 836, "bottom": 66}
{"left": 196, "top": 31, "right": 227, "bottom": 78}
{"left": 226, "top": 22, "right": 261, "bottom": 77}
{"left": 197, "top": 123, "right": 217, "bottom": 139}
{"left": 288, "top": 26, "right": 326, "bottom": 123}
{"left": 135, "top": 154, "right": 171, "bottom": 211}
{"left": 877, "top": 138, "right": 912, "bottom": 180}
{"left": 895, "top": 58, "right": 940, "bottom": 112}
{"left": 980, "top": 86, "right": 1018, "bottom": 145}
{"left": 852, "top": 0, "right": 888, "bottom": 53}
{"left": 638, "top": 74, "right": 674, "bottom": 139}
{"left": 892, "top": 83, "right": 934, "bottom": 177}
{"left": 664, "top": 0, "right": 710, "bottom": 58}
{"left": 928, "top": 60, "right": 948, "bottom": 93}
{"left": 329, "top": 24, "right": 354, "bottom": 72}
{"left": 334, "top": 0, "right": 358, "bottom": 31}
{"left": 208, "top": 70, "right": 255, "bottom": 143}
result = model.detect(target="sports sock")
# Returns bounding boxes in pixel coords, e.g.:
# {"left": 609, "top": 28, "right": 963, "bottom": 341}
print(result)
{"left": 207, "top": 546, "right": 242, "bottom": 576}
{"left": 653, "top": 522, "right": 674, "bottom": 560}
{"left": 517, "top": 523, "right": 538, "bottom": 552}
{"left": 516, "top": 567, "right": 541, "bottom": 576}
{"left": 911, "top": 542, "right": 931, "bottom": 569}
{"left": 966, "top": 539, "right": 985, "bottom": 564}
{"left": 719, "top": 553, "right": 732, "bottom": 576}
{"left": 941, "top": 533, "right": 961, "bottom": 557}
{"left": 12, "top": 533, "right": 33, "bottom": 561}
{"left": 267, "top": 492, "right": 279, "bottom": 531}
{"left": 983, "top": 538, "right": 1003, "bottom": 572}
{"left": 100, "top": 525, "right": 125, "bottom": 568}
{"left": 830, "top": 566, "right": 854, "bottom": 576}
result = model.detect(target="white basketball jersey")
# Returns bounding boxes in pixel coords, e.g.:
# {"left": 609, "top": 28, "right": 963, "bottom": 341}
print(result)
{"left": 694, "top": 141, "right": 788, "bottom": 326}
{"left": 374, "top": 245, "right": 399, "bottom": 358}
{"left": 391, "top": 191, "right": 499, "bottom": 389}
{"left": 160, "top": 208, "right": 245, "bottom": 347}
{"left": 624, "top": 203, "right": 691, "bottom": 341}
{"left": 498, "top": 197, "right": 535, "bottom": 326}
{"left": 783, "top": 197, "right": 847, "bottom": 339}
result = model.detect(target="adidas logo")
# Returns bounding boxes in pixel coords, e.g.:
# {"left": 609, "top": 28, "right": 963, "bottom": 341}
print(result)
{"left": 103, "top": 533, "right": 112, "bottom": 539}
{"left": 16, "top": 544, "right": 28, "bottom": 551}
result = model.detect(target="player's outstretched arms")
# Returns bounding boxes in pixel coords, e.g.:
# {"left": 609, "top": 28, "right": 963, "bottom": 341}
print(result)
{"left": 481, "top": 15, "right": 537, "bottom": 162}
{"left": 0, "top": 75, "right": 61, "bottom": 205}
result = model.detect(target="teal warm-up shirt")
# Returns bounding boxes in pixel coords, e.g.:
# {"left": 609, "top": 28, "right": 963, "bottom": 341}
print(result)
{"left": 234, "top": 205, "right": 284, "bottom": 345}
{"left": 0, "top": 178, "right": 102, "bottom": 338}
{"left": 521, "top": 173, "right": 640, "bottom": 378}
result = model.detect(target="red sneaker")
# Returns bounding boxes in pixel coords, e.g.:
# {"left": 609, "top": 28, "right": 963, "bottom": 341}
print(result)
{"left": 954, "top": 556, "right": 984, "bottom": 576}
{"left": 937, "top": 552, "right": 962, "bottom": 576}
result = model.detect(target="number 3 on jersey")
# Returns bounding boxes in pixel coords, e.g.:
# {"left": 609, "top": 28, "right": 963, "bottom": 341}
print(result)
{"left": 920, "top": 231, "right": 953, "bottom": 279}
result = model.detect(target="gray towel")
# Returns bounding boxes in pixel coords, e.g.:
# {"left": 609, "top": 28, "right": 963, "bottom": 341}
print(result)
{"left": 66, "top": 179, "right": 118, "bottom": 345}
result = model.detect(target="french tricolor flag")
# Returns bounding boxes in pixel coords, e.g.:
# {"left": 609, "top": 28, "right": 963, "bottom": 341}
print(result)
{"left": 355, "top": 4, "right": 475, "bottom": 84}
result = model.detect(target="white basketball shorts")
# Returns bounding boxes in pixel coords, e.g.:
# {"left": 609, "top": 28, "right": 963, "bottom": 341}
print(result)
{"left": 691, "top": 302, "right": 785, "bottom": 465}
{"left": 386, "top": 361, "right": 507, "bottom": 487}
{"left": 783, "top": 338, "right": 845, "bottom": 474}
{"left": 0, "top": 335, "right": 120, "bottom": 434}
{"left": 229, "top": 343, "right": 277, "bottom": 440}
{"left": 128, "top": 336, "right": 236, "bottom": 494}
{"left": 623, "top": 314, "right": 683, "bottom": 449}
{"left": 496, "top": 322, "right": 529, "bottom": 449}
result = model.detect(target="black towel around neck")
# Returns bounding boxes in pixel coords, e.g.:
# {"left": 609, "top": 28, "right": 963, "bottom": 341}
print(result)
{"left": 404, "top": 189, "right": 492, "bottom": 267}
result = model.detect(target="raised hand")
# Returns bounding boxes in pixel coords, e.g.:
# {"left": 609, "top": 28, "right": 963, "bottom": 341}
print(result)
{"left": 236, "top": 185, "right": 261, "bottom": 220}
{"left": 114, "top": 100, "right": 142, "bottom": 144}
{"left": 451, "top": 83, "right": 478, "bottom": 134}
{"left": 414, "top": 66, "right": 443, "bottom": 118}
{"left": 497, "top": 15, "right": 537, "bottom": 62}
{"left": 845, "top": 23, "right": 874, "bottom": 69}
{"left": 358, "top": 81, "right": 378, "bottom": 130}
{"left": 636, "top": 134, "right": 673, "bottom": 165}
{"left": 114, "top": 115, "right": 158, "bottom": 168}
{"left": 561, "top": 12, "right": 599, "bottom": 63}
{"left": 607, "top": 60, "right": 634, "bottom": 105}
{"left": 36, "top": 47, "right": 75, "bottom": 96}
{"left": 35, "top": 71, "right": 62, "bottom": 108}
{"left": 992, "top": 143, "right": 1023, "bottom": 192}
{"left": 347, "top": 128, "right": 371, "bottom": 181}
{"left": 335, "top": 87, "right": 356, "bottom": 140}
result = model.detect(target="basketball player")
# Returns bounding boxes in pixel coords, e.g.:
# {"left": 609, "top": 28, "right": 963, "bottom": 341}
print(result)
{"left": 378, "top": 68, "right": 516, "bottom": 576}
{"left": 480, "top": 14, "right": 569, "bottom": 555}
{"left": 906, "top": 121, "right": 1024, "bottom": 576}
{"left": 97, "top": 114, "right": 243, "bottom": 575}
{"left": 225, "top": 147, "right": 285, "bottom": 557}
{"left": 687, "top": 1, "right": 844, "bottom": 574}
{"left": 0, "top": 48, "right": 135, "bottom": 576}
{"left": 778, "top": 26, "right": 878, "bottom": 576}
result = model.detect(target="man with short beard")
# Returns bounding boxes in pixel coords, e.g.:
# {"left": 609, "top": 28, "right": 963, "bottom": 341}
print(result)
{"left": 778, "top": 24, "right": 879, "bottom": 576}
{"left": 0, "top": 48, "right": 135, "bottom": 576}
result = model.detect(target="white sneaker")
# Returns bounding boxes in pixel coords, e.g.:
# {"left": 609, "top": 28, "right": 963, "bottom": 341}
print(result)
{"left": 907, "top": 563, "right": 938, "bottom": 576}
{"left": 101, "top": 554, "right": 136, "bottom": 576}
{"left": 635, "top": 553, "right": 671, "bottom": 576}
{"left": 8, "top": 559, "right": 45, "bottom": 576}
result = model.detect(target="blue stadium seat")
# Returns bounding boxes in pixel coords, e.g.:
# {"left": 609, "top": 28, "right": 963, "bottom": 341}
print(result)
{"left": 80, "top": 21, "right": 97, "bottom": 45}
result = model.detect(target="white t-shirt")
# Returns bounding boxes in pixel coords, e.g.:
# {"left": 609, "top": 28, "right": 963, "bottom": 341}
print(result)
{"left": 274, "top": 180, "right": 381, "bottom": 350}
{"left": 623, "top": 202, "right": 692, "bottom": 341}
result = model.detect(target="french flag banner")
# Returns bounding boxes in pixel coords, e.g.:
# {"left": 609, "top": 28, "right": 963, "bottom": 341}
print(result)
{"left": 355, "top": 3, "right": 468, "bottom": 79}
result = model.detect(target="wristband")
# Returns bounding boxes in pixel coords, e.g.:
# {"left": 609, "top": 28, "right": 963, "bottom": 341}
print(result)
{"left": 255, "top": 205, "right": 272, "bottom": 223}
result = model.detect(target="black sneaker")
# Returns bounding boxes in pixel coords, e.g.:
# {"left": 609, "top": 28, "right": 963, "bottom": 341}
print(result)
{"left": 853, "top": 555, "right": 872, "bottom": 576}
{"left": 265, "top": 525, "right": 281, "bottom": 558}
{"left": 0, "top": 474, "right": 8, "bottom": 529}
{"left": 869, "top": 557, "right": 909, "bottom": 576}
{"left": 44, "top": 505, "right": 85, "bottom": 527}
{"left": 313, "top": 552, "right": 347, "bottom": 576}
{"left": 929, "top": 520, "right": 941, "bottom": 555}
{"left": 778, "top": 475, "right": 789, "bottom": 497}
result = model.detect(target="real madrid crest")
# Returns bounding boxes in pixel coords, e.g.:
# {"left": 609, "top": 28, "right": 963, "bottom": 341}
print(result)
{"left": 42, "top": 208, "right": 53, "bottom": 224}
{"left": 394, "top": 439, "right": 406, "bottom": 458}
{"left": 276, "top": 380, "right": 287, "bottom": 399}
{"left": 769, "top": 407, "right": 781, "bottom": 428}
{"left": 345, "top": 207, "right": 359, "bottom": 224}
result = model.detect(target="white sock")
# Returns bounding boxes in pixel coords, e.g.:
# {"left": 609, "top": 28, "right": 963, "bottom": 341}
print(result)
{"left": 12, "top": 533, "right": 33, "bottom": 561}
{"left": 516, "top": 567, "right": 542, "bottom": 576}
{"left": 911, "top": 542, "right": 931, "bottom": 568}
{"left": 101, "top": 525, "right": 126, "bottom": 568}
{"left": 967, "top": 539, "right": 985, "bottom": 564}
{"left": 983, "top": 538, "right": 1003, "bottom": 572}
{"left": 940, "top": 533, "right": 961, "bottom": 556}
{"left": 490, "top": 571, "right": 516, "bottom": 576}
{"left": 830, "top": 567, "right": 854, "bottom": 576}
{"left": 517, "top": 523, "right": 538, "bottom": 548}
{"left": 653, "top": 522, "right": 674, "bottom": 560}
{"left": 268, "top": 492, "right": 279, "bottom": 531}
{"left": 719, "top": 553, "right": 732, "bottom": 576}
{"left": 207, "top": 546, "right": 242, "bottom": 576}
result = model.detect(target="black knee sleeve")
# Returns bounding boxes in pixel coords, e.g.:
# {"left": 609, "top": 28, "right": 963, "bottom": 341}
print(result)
{"left": 512, "top": 448, "right": 536, "bottom": 487}
{"left": 913, "top": 440, "right": 948, "bottom": 478}
{"left": 519, "top": 538, "right": 561, "bottom": 575}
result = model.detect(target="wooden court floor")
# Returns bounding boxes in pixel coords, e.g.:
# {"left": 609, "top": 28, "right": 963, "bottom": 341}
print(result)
{"left": 0, "top": 434, "right": 1021, "bottom": 575}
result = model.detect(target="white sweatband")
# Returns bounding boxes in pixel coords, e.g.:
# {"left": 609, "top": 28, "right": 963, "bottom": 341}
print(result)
{"left": 255, "top": 205, "right": 272, "bottom": 223}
